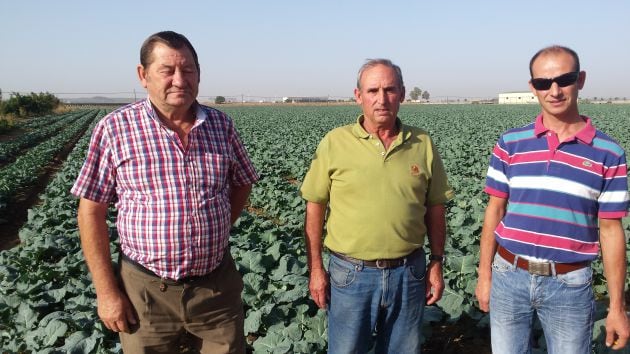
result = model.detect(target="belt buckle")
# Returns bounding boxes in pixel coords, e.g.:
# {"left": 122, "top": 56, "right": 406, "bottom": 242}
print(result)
{"left": 528, "top": 261, "right": 551, "bottom": 276}
{"left": 376, "top": 259, "right": 387, "bottom": 269}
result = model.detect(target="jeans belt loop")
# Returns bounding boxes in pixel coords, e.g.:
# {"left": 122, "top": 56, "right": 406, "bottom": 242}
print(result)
{"left": 376, "top": 259, "right": 387, "bottom": 269}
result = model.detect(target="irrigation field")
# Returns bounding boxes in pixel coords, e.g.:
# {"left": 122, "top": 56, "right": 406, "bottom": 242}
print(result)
{"left": 0, "top": 104, "right": 629, "bottom": 353}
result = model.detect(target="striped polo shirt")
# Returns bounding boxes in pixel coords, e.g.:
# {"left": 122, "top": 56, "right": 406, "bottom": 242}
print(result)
{"left": 485, "top": 114, "right": 628, "bottom": 263}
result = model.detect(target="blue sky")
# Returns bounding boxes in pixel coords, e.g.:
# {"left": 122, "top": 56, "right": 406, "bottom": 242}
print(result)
{"left": 1, "top": 0, "right": 629, "bottom": 101}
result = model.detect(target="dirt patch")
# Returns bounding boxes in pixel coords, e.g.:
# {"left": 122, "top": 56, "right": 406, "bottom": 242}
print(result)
{"left": 0, "top": 127, "right": 27, "bottom": 143}
{"left": 423, "top": 318, "right": 492, "bottom": 354}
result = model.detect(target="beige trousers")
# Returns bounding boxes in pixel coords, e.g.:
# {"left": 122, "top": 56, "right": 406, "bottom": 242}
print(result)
{"left": 118, "top": 252, "right": 245, "bottom": 354}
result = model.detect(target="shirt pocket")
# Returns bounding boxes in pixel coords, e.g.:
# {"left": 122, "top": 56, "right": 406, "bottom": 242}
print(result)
{"left": 196, "top": 153, "right": 231, "bottom": 197}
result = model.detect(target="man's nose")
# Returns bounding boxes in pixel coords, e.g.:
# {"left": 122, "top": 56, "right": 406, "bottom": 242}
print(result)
{"left": 549, "top": 82, "right": 561, "bottom": 96}
{"left": 376, "top": 89, "right": 386, "bottom": 103}
{"left": 172, "top": 69, "right": 185, "bottom": 86}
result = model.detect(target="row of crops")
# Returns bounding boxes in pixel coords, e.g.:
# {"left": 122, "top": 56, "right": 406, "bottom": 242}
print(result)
{"left": 0, "top": 110, "right": 105, "bottom": 227}
{"left": 0, "top": 104, "right": 629, "bottom": 353}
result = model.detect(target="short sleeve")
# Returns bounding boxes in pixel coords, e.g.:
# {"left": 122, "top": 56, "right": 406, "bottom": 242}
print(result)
{"left": 300, "top": 135, "right": 332, "bottom": 204}
{"left": 71, "top": 120, "right": 117, "bottom": 203}
{"left": 598, "top": 151, "right": 629, "bottom": 218}
{"left": 426, "top": 139, "right": 454, "bottom": 206}
{"left": 229, "top": 126, "right": 259, "bottom": 187}
{"left": 484, "top": 136, "right": 510, "bottom": 199}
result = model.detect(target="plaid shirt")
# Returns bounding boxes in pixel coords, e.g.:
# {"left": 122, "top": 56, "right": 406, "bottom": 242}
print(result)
{"left": 72, "top": 99, "right": 258, "bottom": 280}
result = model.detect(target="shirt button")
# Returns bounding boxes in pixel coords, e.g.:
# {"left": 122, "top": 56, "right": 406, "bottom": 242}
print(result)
{"left": 381, "top": 151, "right": 385, "bottom": 156}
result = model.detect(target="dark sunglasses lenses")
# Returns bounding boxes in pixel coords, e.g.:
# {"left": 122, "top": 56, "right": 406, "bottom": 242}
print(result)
{"left": 531, "top": 72, "right": 579, "bottom": 90}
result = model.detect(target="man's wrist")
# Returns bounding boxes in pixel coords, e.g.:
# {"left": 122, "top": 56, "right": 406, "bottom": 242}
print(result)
{"left": 429, "top": 254, "right": 445, "bottom": 264}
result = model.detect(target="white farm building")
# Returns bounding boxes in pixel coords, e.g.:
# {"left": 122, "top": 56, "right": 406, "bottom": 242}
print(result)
{"left": 498, "top": 92, "right": 538, "bottom": 104}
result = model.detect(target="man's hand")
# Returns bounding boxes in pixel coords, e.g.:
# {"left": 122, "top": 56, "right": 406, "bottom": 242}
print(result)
{"left": 97, "top": 289, "right": 137, "bottom": 333}
{"left": 425, "top": 261, "right": 444, "bottom": 305}
{"left": 309, "top": 267, "right": 329, "bottom": 309}
{"left": 605, "top": 308, "right": 630, "bottom": 349}
{"left": 475, "top": 271, "right": 492, "bottom": 312}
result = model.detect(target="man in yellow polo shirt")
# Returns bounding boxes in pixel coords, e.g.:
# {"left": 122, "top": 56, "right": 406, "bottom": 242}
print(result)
{"left": 300, "top": 58, "right": 454, "bottom": 353}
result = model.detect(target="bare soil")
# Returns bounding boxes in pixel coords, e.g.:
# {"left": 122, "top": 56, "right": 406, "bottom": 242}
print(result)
{"left": 423, "top": 318, "right": 492, "bottom": 354}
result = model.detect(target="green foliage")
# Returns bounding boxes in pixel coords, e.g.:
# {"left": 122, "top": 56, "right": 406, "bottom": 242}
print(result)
{"left": 0, "top": 110, "right": 103, "bottom": 223}
{"left": 0, "top": 92, "right": 61, "bottom": 117}
{"left": 0, "top": 116, "right": 16, "bottom": 134}
{"left": 215, "top": 95, "right": 226, "bottom": 104}
{"left": 0, "top": 110, "right": 92, "bottom": 163}
{"left": 0, "top": 104, "right": 628, "bottom": 352}
{"left": 409, "top": 87, "right": 422, "bottom": 101}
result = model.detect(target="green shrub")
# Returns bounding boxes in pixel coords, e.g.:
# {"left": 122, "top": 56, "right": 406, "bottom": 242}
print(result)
{"left": 0, "top": 92, "right": 61, "bottom": 117}
{"left": 0, "top": 116, "right": 16, "bottom": 134}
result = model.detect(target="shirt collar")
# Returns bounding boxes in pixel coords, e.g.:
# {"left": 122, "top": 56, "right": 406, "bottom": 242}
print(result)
{"left": 143, "top": 97, "right": 205, "bottom": 127}
{"left": 533, "top": 113, "right": 596, "bottom": 144}
{"left": 351, "top": 115, "right": 409, "bottom": 142}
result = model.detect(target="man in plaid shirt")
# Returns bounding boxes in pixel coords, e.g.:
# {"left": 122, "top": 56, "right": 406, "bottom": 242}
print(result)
{"left": 72, "top": 31, "right": 258, "bottom": 353}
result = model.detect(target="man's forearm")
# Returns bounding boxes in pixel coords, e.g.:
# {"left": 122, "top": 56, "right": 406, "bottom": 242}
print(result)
{"left": 77, "top": 198, "right": 119, "bottom": 296}
{"left": 425, "top": 204, "right": 446, "bottom": 256}
{"left": 478, "top": 196, "right": 507, "bottom": 276}
{"left": 229, "top": 184, "right": 253, "bottom": 224}
{"left": 304, "top": 202, "right": 326, "bottom": 271}
{"left": 600, "top": 218, "right": 627, "bottom": 312}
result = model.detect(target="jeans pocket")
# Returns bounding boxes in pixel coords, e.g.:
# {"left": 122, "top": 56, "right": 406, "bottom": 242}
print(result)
{"left": 407, "top": 265, "right": 426, "bottom": 281}
{"left": 491, "top": 253, "right": 514, "bottom": 274}
{"left": 328, "top": 258, "right": 356, "bottom": 288}
{"left": 406, "top": 253, "right": 426, "bottom": 281}
{"left": 557, "top": 266, "right": 592, "bottom": 287}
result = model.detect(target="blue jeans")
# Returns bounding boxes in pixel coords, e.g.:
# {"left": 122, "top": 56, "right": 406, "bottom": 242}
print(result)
{"left": 490, "top": 252, "right": 595, "bottom": 354}
{"left": 327, "top": 250, "right": 426, "bottom": 354}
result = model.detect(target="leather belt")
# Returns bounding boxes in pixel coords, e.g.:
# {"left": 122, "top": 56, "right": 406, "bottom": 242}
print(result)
{"left": 121, "top": 254, "right": 206, "bottom": 285}
{"left": 330, "top": 249, "right": 421, "bottom": 269}
{"left": 497, "top": 246, "right": 589, "bottom": 276}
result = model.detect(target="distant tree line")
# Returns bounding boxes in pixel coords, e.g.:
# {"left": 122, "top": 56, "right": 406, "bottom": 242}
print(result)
{"left": 0, "top": 91, "right": 61, "bottom": 118}
{"left": 409, "top": 87, "right": 430, "bottom": 101}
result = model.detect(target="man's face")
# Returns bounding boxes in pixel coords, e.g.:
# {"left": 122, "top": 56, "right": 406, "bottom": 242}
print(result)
{"left": 137, "top": 43, "right": 200, "bottom": 114}
{"left": 354, "top": 64, "right": 405, "bottom": 127}
{"left": 529, "top": 51, "right": 585, "bottom": 118}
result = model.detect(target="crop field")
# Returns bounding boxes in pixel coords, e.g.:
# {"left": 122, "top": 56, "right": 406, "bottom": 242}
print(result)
{"left": 0, "top": 103, "right": 629, "bottom": 353}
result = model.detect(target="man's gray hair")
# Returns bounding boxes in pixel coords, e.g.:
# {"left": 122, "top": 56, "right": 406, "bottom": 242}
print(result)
{"left": 356, "top": 59, "right": 404, "bottom": 90}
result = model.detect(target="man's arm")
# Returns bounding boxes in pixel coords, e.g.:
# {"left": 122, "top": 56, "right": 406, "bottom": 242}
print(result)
{"left": 77, "top": 198, "right": 136, "bottom": 333}
{"left": 474, "top": 195, "right": 507, "bottom": 312}
{"left": 304, "top": 201, "right": 328, "bottom": 309}
{"left": 599, "top": 218, "right": 629, "bottom": 350}
{"left": 229, "top": 184, "right": 253, "bottom": 225}
{"left": 425, "top": 203, "right": 447, "bottom": 305}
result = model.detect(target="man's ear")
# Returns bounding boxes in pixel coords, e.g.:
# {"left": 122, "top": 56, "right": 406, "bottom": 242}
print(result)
{"left": 137, "top": 64, "right": 148, "bottom": 88}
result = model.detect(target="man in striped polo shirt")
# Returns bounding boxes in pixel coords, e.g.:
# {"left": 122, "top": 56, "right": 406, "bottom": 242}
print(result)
{"left": 475, "top": 45, "right": 629, "bottom": 353}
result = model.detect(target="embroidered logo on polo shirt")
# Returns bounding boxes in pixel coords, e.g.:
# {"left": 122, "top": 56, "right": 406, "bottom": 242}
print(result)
{"left": 582, "top": 161, "right": 592, "bottom": 167}
{"left": 410, "top": 164, "right": 421, "bottom": 176}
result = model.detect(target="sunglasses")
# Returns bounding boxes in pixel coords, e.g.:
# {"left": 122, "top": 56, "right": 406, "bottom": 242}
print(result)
{"left": 530, "top": 71, "right": 580, "bottom": 90}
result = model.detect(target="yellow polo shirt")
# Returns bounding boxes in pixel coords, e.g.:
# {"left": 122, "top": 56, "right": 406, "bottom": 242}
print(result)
{"left": 300, "top": 116, "right": 454, "bottom": 260}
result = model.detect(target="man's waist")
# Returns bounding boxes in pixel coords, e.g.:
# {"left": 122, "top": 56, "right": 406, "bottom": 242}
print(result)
{"left": 330, "top": 248, "right": 423, "bottom": 269}
{"left": 497, "top": 246, "right": 590, "bottom": 276}
{"left": 120, "top": 253, "right": 220, "bottom": 283}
